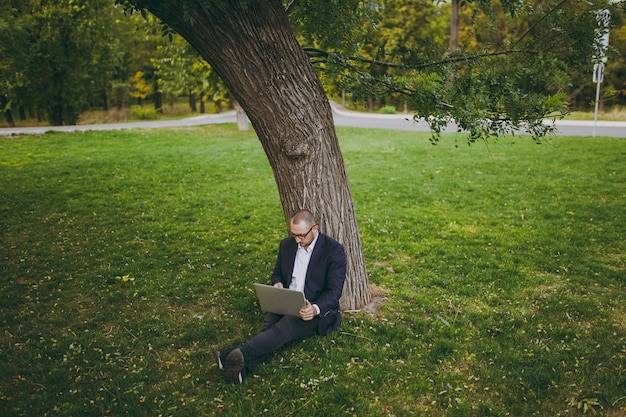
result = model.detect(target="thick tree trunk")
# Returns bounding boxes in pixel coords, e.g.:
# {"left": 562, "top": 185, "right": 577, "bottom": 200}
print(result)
{"left": 145, "top": 0, "right": 371, "bottom": 310}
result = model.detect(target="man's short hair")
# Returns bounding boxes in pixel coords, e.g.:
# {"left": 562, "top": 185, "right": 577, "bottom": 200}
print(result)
{"left": 290, "top": 209, "right": 317, "bottom": 227}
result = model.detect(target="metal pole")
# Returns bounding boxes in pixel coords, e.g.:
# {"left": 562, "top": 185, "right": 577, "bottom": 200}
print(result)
{"left": 593, "top": 79, "right": 601, "bottom": 138}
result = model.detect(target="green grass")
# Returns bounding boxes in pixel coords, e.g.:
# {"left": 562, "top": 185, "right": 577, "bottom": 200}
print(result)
{"left": 1, "top": 125, "right": 624, "bottom": 417}
{"left": 566, "top": 106, "right": 626, "bottom": 121}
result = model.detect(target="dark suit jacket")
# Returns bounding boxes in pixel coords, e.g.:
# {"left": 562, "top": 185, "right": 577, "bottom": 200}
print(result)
{"left": 271, "top": 232, "right": 346, "bottom": 335}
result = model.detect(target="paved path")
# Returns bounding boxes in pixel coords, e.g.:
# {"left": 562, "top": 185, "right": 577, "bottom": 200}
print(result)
{"left": 0, "top": 112, "right": 237, "bottom": 136}
{"left": 330, "top": 103, "right": 626, "bottom": 138}
{"left": 1, "top": 104, "right": 625, "bottom": 137}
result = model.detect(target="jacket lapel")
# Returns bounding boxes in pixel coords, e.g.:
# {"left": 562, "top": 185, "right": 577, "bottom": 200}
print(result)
{"left": 285, "top": 238, "right": 298, "bottom": 287}
{"left": 305, "top": 233, "right": 325, "bottom": 286}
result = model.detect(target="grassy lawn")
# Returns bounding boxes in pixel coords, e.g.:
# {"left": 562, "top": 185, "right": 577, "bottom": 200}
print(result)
{"left": 565, "top": 107, "right": 626, "bottom": 122}
{"left": 0, "top": 125, "right": 624, "bottom": 417}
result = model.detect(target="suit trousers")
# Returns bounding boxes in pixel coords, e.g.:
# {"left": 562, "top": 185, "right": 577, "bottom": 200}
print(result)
{"left": 239, "top": 312, "right": 319, "bottom": 373}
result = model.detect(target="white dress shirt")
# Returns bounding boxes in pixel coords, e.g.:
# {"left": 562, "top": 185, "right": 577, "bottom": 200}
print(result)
{"left": 289, "top": 233, "right": 321, "bottom": 315}
{"left": 289, "top": 232, "right": 318, "bottom": 292}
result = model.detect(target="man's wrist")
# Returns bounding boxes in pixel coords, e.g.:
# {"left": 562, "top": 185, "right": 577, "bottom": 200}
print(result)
{"left": 312, "top": 304, "right": 320, "bottom": 316}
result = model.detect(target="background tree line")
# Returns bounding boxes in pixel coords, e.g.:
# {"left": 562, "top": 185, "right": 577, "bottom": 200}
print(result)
{"left": 0, "top": 0, "right": 228, "bottom": 126}
{"left": 1, "top": 0, "right": 625, "bottom": 127}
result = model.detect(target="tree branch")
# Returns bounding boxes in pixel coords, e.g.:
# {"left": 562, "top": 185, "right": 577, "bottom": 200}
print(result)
{"left": 303, "top": 47, "right": 526, "bottom": 71}
{"left": 510, "top": 0, "right": 569, "bottom": 49}
{"left": 285, "top": 0, "right": 300, "bottom": 14}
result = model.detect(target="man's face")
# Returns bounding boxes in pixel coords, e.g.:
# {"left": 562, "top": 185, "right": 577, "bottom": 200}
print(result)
{"left": 290, "top": 221, "right": 318, "bottom": 249}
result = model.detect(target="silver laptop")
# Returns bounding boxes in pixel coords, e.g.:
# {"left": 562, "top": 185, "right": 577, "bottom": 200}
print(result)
{"left": 254, "top": 283, "right": 306, "bottom": 317}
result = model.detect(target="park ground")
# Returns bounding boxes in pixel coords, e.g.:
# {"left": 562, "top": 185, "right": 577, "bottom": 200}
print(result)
{"left": 0, "top": 125, "right": 624, "bottom": 416}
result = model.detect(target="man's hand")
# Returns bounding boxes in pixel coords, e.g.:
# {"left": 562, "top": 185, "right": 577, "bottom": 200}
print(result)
{"left": 299, "top": 300, "right": 316, "bottom": 321}
{"left": 274, "top": 282, "right": 283, "bottom": 288}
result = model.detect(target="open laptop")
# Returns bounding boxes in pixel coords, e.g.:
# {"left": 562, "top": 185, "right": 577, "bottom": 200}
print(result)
{"left": 254, "top": 283, "right": 306, "bottom": 317}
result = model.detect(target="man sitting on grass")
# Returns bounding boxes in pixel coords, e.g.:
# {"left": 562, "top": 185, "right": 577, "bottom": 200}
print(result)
{"left": 213, "top": 209, "right": 346, "bottom": 384}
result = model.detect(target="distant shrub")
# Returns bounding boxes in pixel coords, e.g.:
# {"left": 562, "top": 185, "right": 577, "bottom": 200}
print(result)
{"left": 130, "top": 105, "right": 159, "bottom": 120}
{"left": 378, "top": 105, "right": 397, "bottom": 114}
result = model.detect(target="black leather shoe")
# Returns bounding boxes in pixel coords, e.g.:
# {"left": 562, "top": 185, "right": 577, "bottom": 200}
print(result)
{"left": 224, "top": 348, "right": 244, "bottom": 384}
{"left": 213, "top": 348, "right": 235, "bottom": 371}
{"left": 213, "top": 349, "right": 224, "bottom": 370}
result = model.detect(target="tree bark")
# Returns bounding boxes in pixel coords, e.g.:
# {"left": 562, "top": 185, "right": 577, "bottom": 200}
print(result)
{"left": 199, "top": 93, "right": 206, "bottom": 114}
{"left": 144, "top": 0, "right": 371, "bottom": 310}
{"left": 450, "top": 0, "right": 459, "bottom": 51}
{"left": 189, "top": 92, "right": 197, "bottom": 112}
{"left": 153, "top": 89, "right": 163, "bottom": 113}
{"left": 1, "top": 95, "right": 16, "bottom": 127}
{"left": 233, "top": 99, "right": 249, "bottom": 131}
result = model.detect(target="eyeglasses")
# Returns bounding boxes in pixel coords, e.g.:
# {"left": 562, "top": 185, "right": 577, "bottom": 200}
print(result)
{"left": 291, "top": 225, "right": 316, "bottom": 239}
